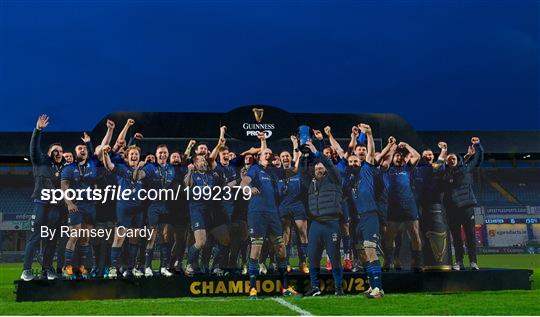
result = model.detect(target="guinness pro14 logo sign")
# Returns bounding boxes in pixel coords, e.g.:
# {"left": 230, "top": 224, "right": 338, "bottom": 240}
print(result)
{"left": 224, "top": 105, "right": 297, "bottom": 141}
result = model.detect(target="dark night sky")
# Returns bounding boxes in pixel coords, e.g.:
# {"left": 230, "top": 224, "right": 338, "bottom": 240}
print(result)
{"left": 0, "top": 0, "right": 539, "bottom": 132}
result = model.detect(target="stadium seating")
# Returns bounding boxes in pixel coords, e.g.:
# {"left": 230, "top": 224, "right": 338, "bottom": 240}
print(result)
{"left": 0, "top": 187, "right": 34, "bottom": 214}
{"left": 476, "top": 168, "right": 540, "bottom": 206}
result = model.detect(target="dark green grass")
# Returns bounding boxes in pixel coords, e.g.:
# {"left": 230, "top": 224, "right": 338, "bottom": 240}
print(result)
{"left": 0, "top": 254, "right": 538, "bottom": 315}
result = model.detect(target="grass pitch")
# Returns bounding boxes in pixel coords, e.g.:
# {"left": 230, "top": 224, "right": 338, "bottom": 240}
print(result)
{"left": 0, "top": 254, "right": 538, "bottom": 315}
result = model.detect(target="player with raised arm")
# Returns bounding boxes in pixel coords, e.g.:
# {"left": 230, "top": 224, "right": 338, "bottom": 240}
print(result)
{"left": 277, "top": 135, "right": 309, "bottom": 274}
{"left": 443, "top": 137, "right": 484, "bottom": 270}
{"left": 134, "top": 144, "right": 177, "bottom": 277}
{"left": 240, "top": 133, "right": 296, "bottom": 299}
{"left": 21, "top": 115, "right": 65, "bottom": 281}
{"left": 301, "top": 140, "right": 344, "bottom": 296}
{"left": 352, "top": 124, "right": 385, "bottom": 298}
{"left": 168, "top": 148, "right": 190, "bottom": 273}
{"left": 382, "top": 139, "right": 424, "bottom": 271}
{"left": 186, "top": 130, "right": 231, "bottom": 276}
{"left": 60, "top": 133, "right": 102, "bottom": 279}
{"left": 101, "top": 144, "right": 145, "bottom": 278}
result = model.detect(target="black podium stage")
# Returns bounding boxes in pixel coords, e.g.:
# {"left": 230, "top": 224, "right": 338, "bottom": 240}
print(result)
{"left": 14, "top": 268, "right": 533, "bottom": 302}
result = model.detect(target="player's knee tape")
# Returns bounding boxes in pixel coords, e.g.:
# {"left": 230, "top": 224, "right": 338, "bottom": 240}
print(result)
{"left": 250, "top": 237, "right": 264, "bottom": 246}
{"left": 273, "top": 236, "right": 284, "bottom": 245}
{"left": 363, "top": 240, "right": 378, "bottom": 249}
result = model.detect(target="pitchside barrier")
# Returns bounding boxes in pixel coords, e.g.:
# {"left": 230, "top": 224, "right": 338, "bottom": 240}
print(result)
{"left": 14, "top": 269, "right": 533, "bottom": 301}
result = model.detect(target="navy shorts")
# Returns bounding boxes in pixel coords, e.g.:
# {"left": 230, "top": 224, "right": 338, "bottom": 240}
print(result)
{"left": 387, "top": 200, "right": 419, "bottom": 222}
{"left": 68, "top": 203, "right": 96, "bottom": 226}
{"left": 147, "top": 203, "right": 171, "bottom": 226}
{"left": 279, "top": 207, "right": 307, "bottom": 221}
{"left": 190, "top": 202, "right": 227, "bottom": 231}
{"left": 248, "top": 211, "right": 283, "bottom": 238}
{"left": 356, "top": 211, "right": 380, "bottom": 244}
{"left": 116, "top": 204, "right": 143, "bottom": 228}
{"left": 190, "top": 206, "right": 211, "bottom": 231}
{"left": 222, "top": 201, "right": 235, "bottom": 224}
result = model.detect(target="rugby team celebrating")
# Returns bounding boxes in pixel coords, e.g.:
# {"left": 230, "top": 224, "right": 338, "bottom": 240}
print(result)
{"left": 21, "top": 114, "right": 484, "bottom": 299}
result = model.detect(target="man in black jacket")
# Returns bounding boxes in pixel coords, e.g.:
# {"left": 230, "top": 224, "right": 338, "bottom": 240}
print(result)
{"left": 443, "top": 137, "right": 483, "bottom": 270}
{"left": 21, "top": 114, "right": 65, "bottom": 281}
{"left": 301, "top": 140, "right": 344, "bottom": 296}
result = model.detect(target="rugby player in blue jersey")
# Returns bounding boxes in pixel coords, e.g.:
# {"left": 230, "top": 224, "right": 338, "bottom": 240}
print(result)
{"left": 184, "top": 136, "right": 231, "bottom": 276}
{"left": 240, "top": 133, "right": 297, "bottom": 299}
{"left": 382, "top": 139, "right": 424, "bottom": 271}
{"left": 168, "top": 149, "right": 190, "bottom": 273}
{"left": 102, "top": 144, "right": 145, "bottom": 278}
{"left": 134, "top": 144, "right": 178, "bottom": 277}
{"left": 61, "top": 134, "right": 103, "bottom": 279}
{"left": 277, "top": 135, "right": 309, "bottom": 274}
{"left": 351, "top": 124, "right": 386, "bottom": 298}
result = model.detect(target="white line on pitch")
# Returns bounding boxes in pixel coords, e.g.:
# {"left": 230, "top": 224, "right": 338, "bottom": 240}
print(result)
{"left": 271, "top": 297, "right": 312, "bottom": 316}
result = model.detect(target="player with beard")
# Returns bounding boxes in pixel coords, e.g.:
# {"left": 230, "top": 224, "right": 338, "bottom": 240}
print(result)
{"left": 134, "top": 144, "right": 177, "bottom": 277}
{"left": 277, "top": 135, "right": 309, "bottom": 274}
{"left": 21, "top": 115, "right": 65, "bottom": 281}
{"left": 61, "top": 134, "right": 102, "bottom": 279}
{"left": 341, "top": 126, "right": 369, "bottom": 271}
{"left": 351, "top": 124, "right": 386, "bottom": 298}
{"left": 240, "top": 136, "right": 297, "bottom": 299}
{"left": 184, "top": 154, "right": 231, "bottom": 276}
{"left": 301, "top": 140, "right": 344, "bottom": 296}
{"left": 382, "top": 140, "right": 423, "bottom": 271}
{"left": 168, "top": 149, "right": 190, "bottom": 273}
{"left": 236, "top": 149, "right": 259, "bottom": 274}
{"left": 101, "top": 144, "right": 145, "bottom": 278}
{"left": 414, "top": 142, "right": 448, "bottom": 265}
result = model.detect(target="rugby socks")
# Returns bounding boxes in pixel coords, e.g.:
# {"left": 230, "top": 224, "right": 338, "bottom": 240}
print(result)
{"left": 277, "top": 258, "right": 288, "bottom": 289}
{"left": 239, "top": 240, "right": 248, "bottom": 266}
{"left": 127, "top": 243, "right": 138, "bottom": 269}
{"left": 248, "top": 258, "right": 259, "bottom": 289}
{"left": 159, "top": 243, "right": 171, "bottom": 269}
{"left": 285, "top": 243, "right": 292, "bottom": 265}
{"left": 144, "top": 248, "right": 154, "bottom": 268}
{"left": 366, "top": 260, "right": 382, "bottom": 289}
{"left": 79, "top": 244, "right": 91, "bottom": 268}
{"left": 201, "top": 245, "right": 212, "bottom": 271}
{"left": 64, "top": 248, "right": 74, "bottom": 267}
{"left": 342, "top": 235, "right": 352, "bottom": 259}
{"left": 298, "top": 243, "right": 308, "bottom": 264}
{"left": 111, "top": 247, "right": 122, "bottom": 268}
{"left": 218, "top": 244, "right": 230, "bottom": 269}
{"left": 187, "top": 245, "right": 201, "bottom": 267}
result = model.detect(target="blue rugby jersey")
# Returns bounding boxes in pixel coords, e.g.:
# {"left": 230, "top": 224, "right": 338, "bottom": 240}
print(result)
{"left": 113, "top": 163, "right": 144, "bottom": 207}
{"left": 384, "top": 163, "right": 417, "bottom": 212}
{"left": 246, "top": 163, "right": 280, "bottom": 213}
{"left": 61, "top": 157, "right": 102, "bottom": 205}
{"left": 277, "top": 172, "right": 305, "bottom": 213}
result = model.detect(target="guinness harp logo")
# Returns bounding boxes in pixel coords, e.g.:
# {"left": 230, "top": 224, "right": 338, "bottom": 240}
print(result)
{"left": 252, "top": 107, "right": 264, "bottom": 123}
